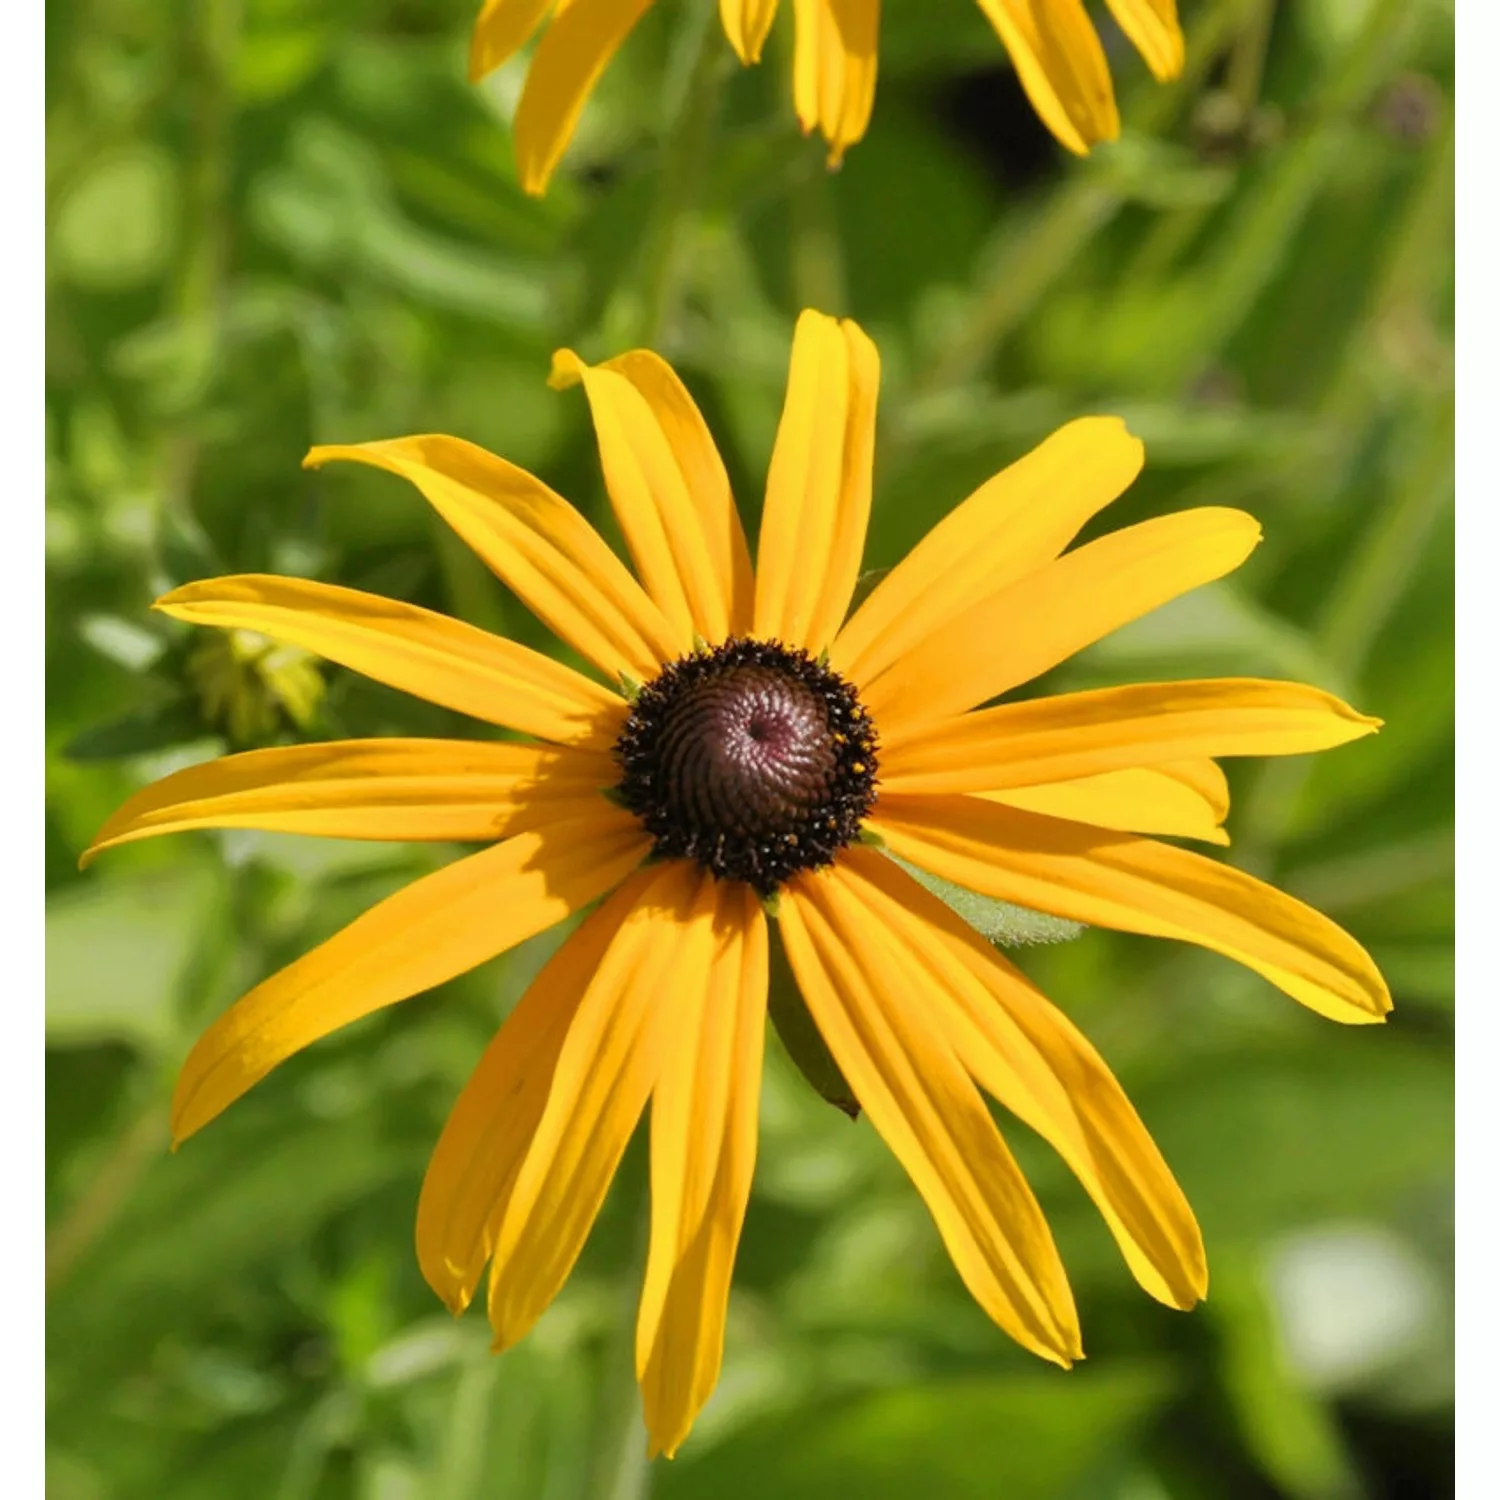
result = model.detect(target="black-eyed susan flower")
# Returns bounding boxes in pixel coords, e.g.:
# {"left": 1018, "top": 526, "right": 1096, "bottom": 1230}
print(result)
{"left": 87, "top": 309, "right": 1388, "bottom": 1458}
{"left": 472, "top": 0, "right": 1184, "bottom": 194}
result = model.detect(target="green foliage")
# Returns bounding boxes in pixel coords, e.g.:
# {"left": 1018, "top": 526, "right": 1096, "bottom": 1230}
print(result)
{"left": 46, "top": 0, "right": 1453, "bottom": 1496}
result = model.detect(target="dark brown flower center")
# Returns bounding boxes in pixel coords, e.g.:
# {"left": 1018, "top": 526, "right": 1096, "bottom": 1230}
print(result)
{"left": 612, "top": 639, "right": 879, "bottom": 895}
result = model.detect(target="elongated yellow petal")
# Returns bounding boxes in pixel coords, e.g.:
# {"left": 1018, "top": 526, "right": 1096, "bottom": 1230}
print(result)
{"left": 720, "top": 0, "right": 780, "bottom": 63}
{"left": 985, "top": 762, "right": 1229, "bottom": 845}
{"left": 861, "top": 509, "right": 1263, "bottom": 729}
{"left": 972, "top": 0, "right": 1118, "bottom": 154}
{"left": 156, "top": 576, "right": 625, "bottom": 748}
{"left": 171, "top": 809, "right": 650, "bottom": 1143}
{"left": 791, "top": 0, "right": 879, "bottom": 164}
{"left": 754, "top": 311, "right": 880, "bottom": 652}
{"left": 637, "top": 883, "right": 767, "bottom": 1459}
{"left": 82, "top": 739, "right": 616, "bottom": 866}
{"left": 831, "top": 846, "right": 1206, "bottom": 1308}
{"left": 832, "top": 418, "right": 1144, "bottom": 689}
{"left": 305, "top": 437, "right": 678, "bottom": 679}
{"left": 880, "top": 678, "right": 1381, "bottom": 791}
{"left": 416, "top": 868, "right": 657, "bottom": 1313}
{"left": 513, "top": 0, "right": 656, "bottom": 196}
{"left": 870, "top": 794, "right": 1392, "bottom": 1024}
{"left": 550, "top": 350, "right": 754, "bottom": 645}
{"left": 470, "top": 0, "right": 555, "bottom": 81}
{"left": 780, "top": 870, "right": 1082, "bottom": 1364}
{"left": 1104, "top": 0, "right": 1184, "bottom": 80}
{"left": 487, "top": 862, "right": 712, "bottom": 1349}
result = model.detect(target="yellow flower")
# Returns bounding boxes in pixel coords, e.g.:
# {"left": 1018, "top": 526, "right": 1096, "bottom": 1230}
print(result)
{"left": 473, "top": 0, "right": 1185, "bottom": 194}
{"left": 87, "top": 310, "right": 1388, "bottom": 1458}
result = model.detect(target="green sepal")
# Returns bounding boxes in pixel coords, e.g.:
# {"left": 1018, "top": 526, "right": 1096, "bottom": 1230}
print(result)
{"left": 768, "top": 935, "right": 859, "bottom": 1119}
{"left": 619, "top": 671, "right": 643, "bottom": 702}
{"left": 598, "top": 785, "right": 630, "bottom": 809}
{"left": 887, "top": 853, "right": 1086, "bottom": 947}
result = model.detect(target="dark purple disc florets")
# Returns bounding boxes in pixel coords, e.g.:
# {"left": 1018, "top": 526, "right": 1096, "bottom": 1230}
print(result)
{"left": 612, "top": 638, "right": 879, "bottom": 895}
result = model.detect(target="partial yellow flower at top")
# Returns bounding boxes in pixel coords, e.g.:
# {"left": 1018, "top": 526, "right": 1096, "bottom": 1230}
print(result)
{"left": 471, "top": 0, "right": 1185, "bottom": 195}
{"left": 87, "top": 310, "right": 1387, "bottom": 1459}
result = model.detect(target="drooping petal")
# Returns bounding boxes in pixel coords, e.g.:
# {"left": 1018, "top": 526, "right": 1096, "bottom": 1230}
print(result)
{"left": 155, "top": 576, "right": 625, "bottom": 749}
{"left": 791, "top": 0, "right": 880, "bottom": 165}
{"left": 637, "top": 883, "right": 768, "bottom": 1459}
{"left": 304, "top": 437, "right": 679, "bottom": 679}
{"left": 830, "top": 846, "right": 1206, "bottom": 1308}
{"left": 550, "top": 349, "right": 754, "bottom": 646}
{"left": 879, "top": 678, "right": 1381, "bottom": 791}
{"left": 860, "top": 508, "right": 1263, "bottom": 729}
{"left": 984, "top": 761, "right": 1229, "bottom": 845}
{"left": 1104, "top": 0, "right": 1185, "bottom": 80}
{"left": 469, "top": 0, "right": 556, "bottom": 82}
{"left": 831, "top": 418, "right": 1144, "bottom": 690}
{"left": 82, "top": 739, "right": 617, "bottom": 866}
{"left": 870, "top": 794, "right": 1392, "bottom": 1024}
{"left": 971, "top": 0, "right": 1119, "bottom": 154}
{"left": 416, "top": 868, "right": 658, "bottom": 1314}
{"left": 486, "top": 861, "right": 714, "bottom": 1350}
{"left": 512, "top": 0, "right": 657, "bottom": 196}
{"left": 780, "top": 869, "right": 1082, "bottom": 1364}
{"left": 720, "top": 0, "right": 780, "bottom": 63}
{"left": 171, "top": 808, "right": 651, "bottom": 1143}
{"left": 753, "top": 311, "right": 880, "bottom": 652}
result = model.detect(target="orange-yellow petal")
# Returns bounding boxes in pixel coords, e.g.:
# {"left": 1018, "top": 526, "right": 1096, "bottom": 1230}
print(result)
{"left": 972, "top": 0, "right": 1118, "bottom": 154}
{"left": 870, "top": 794, "right": 1392, "bottom": 1025}
{"left": 829, "top": 846, "right": 1206, "bottom": 1308}
{"left": 512, "top": 0, "right": 656, "bottom": 196}
{"left": 416, "top": 867, "right": 657, "bottom": 1313}
{"left": 1104, "top": 0, "right": 1184, "bottom": 80}
{"left": 171, "top": 807, "right": 651, "bottom": 1143}
{"left": 155, "top": 575, "right": 625, "bottom": 749}
{"left": 550, "top": 349, "right": 754, "bottom": 646}
{"left": 984, "top": 761, "right": 1230, "bottom": 845}
{"left": 879, "top": 677, "right": 1381, "bottom": 790}
{"left": 831, "top": 418, "right": 1144, "bottom": 690}
{"left": 637, "top": 883, "right": 768, "bottom": 1459}
{"left": 304, "top": 437, "right": 678, "bottom": 679}
{"left": 469, "top": 0, "right": 556, "bottom": 82}
{"left": 780, "top": 868, "right": 1082, "bottom": 1364}
{"left": 81, "top": 739, "right": 616, "bottom": 866}
{"left": 486, "top": 861, "right": 714, "bottom": 1350}
{"left": 753, "top": 310, "right": 880, "bottom": 652}
{"left": 720, "top": 0, "right": 781, "bottom": 64}
{"left": 791, "top": 0, "right": 879, "bottom": 165}
{"left": 860, "top": 508, "right": 1263, "bottom": 730}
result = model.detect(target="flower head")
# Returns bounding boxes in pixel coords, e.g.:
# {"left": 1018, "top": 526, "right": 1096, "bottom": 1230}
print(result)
{"left": 474, "top": 0, "right": 1185, "bottom": 195}
{"left": 88, "top": 309, "right": 1388, "bottom": 1458}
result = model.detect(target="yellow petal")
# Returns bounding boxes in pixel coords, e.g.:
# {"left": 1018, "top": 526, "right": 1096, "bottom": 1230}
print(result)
{"left": 549, "top": 349, "right": 754, "bottom": 646}
{"left": 155, "top": 575, "right": 625, "bottom": 749}
{"left": 171, "top": 808, "right": 650, "bottom": 1143}
{"left": 416, "top": 867, "right": 657, "bottom": 1313}
{"left": 870, "top": 794, "right": 1392, "bottom": 1024}
{"left": 972, "top": 0, "right": 1118, "bottom": 154}
{"left": 791, "top": 0, "right": 879, "bottom": 165}
{"left": 780, "top": 869, "right": 1082, "bottom": 1364}
{"left": 720, "top": 0, "right": 781, "bottom": 64}
{"left": 832, "top": 418, "right": 1144, "bottom": 690}
{"left": 984, "top": 761, "right": 1230, "bottom": 845}
{"left": 486, "top": 861, "right": 713, "bottom": 1350}
{"left": 470, "top": 0, "right": 556, "bottom": 82}
{"left": 305, "top": 437, "right": 679, "bottom": 679}
{"left": 880, "top": 677, "right": 1382, "bottom": 791}
{"left": 82, "top": 739, "right": 616, "bottom": 866}
{"left": 1103, "top": 0, "right": 1184, "bottom": 81}
{"left": 637, "top": 883, "right": 768, "bottom": 1459}
{"left": 512, "top": 0, "right": 656, "bottom": 196}
{"left": 831, "top": 846, "right": 1206, "bottom": 1308}
{"left": 861, "top": 508, "right": 1263, "bottom": 729}
{"left": 753, "top": 310, "right": 880, "bottom": 652}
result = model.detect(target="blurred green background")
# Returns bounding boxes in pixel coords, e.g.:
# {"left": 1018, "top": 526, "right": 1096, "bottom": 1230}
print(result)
{"left": 45, "top": 0, "right": 1454, "bottom": 1496}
